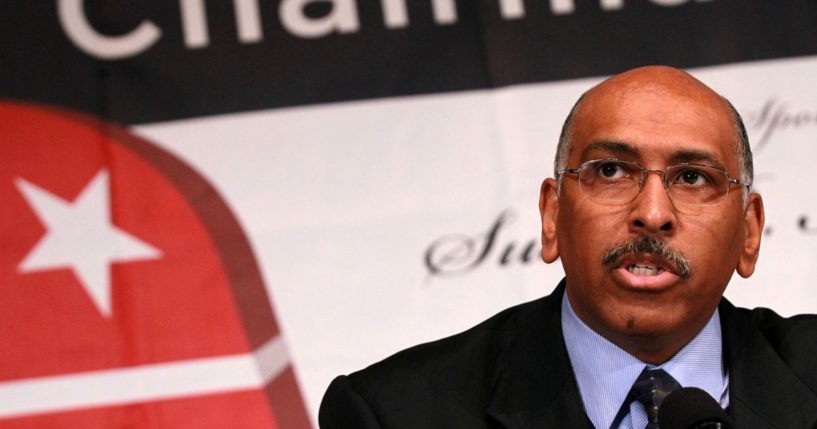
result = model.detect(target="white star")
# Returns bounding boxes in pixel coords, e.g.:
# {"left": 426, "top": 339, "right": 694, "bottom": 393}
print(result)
{"left": 16, "top": 170, "right": 162, "bottom": 318}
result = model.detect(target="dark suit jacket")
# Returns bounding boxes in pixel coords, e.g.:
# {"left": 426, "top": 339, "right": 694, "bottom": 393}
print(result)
{"left": 319, "top": 281, "right": 817, "bottom": 428}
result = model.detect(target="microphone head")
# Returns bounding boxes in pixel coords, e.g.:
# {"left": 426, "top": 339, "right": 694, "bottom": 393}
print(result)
{"left": 658, "top": 387, "right": 733, "bottom": 429}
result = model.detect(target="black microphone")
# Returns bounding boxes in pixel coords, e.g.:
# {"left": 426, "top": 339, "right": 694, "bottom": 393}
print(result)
{"left": 658, "top": 387, "right": 733, "bottom": 429}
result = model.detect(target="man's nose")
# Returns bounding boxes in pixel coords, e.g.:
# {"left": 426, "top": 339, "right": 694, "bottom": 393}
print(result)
{"left": 628, "top": 172, "right": 677, "bottom": 235}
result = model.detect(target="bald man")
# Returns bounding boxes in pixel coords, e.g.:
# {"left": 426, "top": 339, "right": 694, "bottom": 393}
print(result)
{"left": 319, "top": 67, "right": 817, "bottom": 429}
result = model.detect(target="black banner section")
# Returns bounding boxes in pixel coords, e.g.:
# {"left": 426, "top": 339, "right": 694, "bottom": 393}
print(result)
{"left": 2, "top": 0, "right": 816, "bottom": 124}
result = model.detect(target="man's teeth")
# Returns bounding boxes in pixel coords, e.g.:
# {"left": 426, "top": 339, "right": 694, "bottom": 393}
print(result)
{"left": 627, "top": 264, "right": 664, "bottom": 276}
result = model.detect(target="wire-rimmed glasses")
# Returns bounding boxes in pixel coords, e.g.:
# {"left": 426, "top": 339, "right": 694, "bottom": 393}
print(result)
{"left": 557, "top": 158, "right": 751, "bottom": 206}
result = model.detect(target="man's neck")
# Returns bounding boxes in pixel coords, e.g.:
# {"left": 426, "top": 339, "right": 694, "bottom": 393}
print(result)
{"left": 568, "top": 301, "right": 716, "bottom": 365}
{"left": 560, "top": 293, "right": 729, "bottom": 429}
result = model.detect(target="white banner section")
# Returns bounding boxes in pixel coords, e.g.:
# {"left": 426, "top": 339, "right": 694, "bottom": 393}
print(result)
{"left": 135, "top": 56, "right": 817, "bottom": 424}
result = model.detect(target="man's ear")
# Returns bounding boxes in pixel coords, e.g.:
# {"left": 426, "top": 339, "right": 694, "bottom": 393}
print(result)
{"left": 539, "top": 178, "right": 560, "bottom": 263}
{"left": 737, "top": 192, "right": 765, "bottom": 278}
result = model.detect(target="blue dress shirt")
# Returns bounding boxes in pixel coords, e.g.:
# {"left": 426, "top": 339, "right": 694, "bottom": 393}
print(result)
{"left": 561, "top": 293, "right": 729, "bottom": 429}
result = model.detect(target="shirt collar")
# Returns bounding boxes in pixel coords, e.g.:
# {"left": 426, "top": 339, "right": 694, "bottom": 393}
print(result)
{"left": 561, "top": 292, "right": 727, "bottom": 429}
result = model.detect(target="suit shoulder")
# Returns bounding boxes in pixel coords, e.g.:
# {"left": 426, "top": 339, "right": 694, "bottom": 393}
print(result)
{"left": 344, "top": 295, "right": 551, "bottom": 405}
{"left": 354, "top": 296, "right": 545, "bottom": 377}
{"left": 741, "top": 306, "right": 817, "bottom": 344}
{"left": 734, "top": 306, "right": 817, "bottom": 388}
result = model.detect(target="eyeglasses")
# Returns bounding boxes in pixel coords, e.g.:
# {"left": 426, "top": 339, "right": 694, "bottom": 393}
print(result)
{"left": 557, "top": 158, "right": 751, "bottom": 206}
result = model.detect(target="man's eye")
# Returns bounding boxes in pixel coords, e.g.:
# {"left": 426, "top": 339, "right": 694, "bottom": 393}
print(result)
{"left": 676, "top": 169, "right": 708, "bottom": 186}
{"left": 597, "top": 162, "right": 626, "bottom": 179}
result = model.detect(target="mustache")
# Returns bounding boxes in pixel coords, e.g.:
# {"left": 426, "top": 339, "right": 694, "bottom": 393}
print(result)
{"left": 602, "top": 235, "right": 691, "bottom": 278}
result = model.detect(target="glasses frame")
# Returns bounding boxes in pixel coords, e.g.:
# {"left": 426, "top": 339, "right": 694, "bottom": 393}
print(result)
{"left": 557, "top": 158, "right": 752, "bottom": 206}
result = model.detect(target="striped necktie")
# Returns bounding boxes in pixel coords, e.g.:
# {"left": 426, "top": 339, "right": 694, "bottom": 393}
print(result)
{"left": 612, "top": 367, "right": 682, "bottom": 429}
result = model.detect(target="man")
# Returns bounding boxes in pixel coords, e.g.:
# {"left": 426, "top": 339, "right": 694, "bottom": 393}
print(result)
{"left": 319, "top": 66, "right": 817, "bottom": 428}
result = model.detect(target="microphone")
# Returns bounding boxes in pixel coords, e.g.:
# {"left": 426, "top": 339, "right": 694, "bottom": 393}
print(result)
{"left": 658, "top": 387, "right": 733, "bottom": 429}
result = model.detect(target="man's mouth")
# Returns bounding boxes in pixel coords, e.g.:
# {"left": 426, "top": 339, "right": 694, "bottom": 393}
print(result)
{"left": 603, "top": 236, "right": 691, "bottom": 290}
{"left": 627, "top": 263, "right": 665, "bottom": 276}
{"left": 603, "top": 235, "right": 691, "bottom": 279}
{"left": 613, "top": 257, "right": 680, "bottom": 291}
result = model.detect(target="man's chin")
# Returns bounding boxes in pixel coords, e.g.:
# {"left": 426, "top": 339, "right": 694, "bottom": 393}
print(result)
{"left": 606, "top": 304, "right": 689, "bottom": 339}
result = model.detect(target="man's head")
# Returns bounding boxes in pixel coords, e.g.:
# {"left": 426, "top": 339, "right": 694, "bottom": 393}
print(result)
{"left": 538, "top": 66, "right": 765, "bottom": 363}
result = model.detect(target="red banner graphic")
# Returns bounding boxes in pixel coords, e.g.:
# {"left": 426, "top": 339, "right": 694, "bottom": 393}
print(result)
{"left": 0, "top": 102, "right": 311, "bottom": 428}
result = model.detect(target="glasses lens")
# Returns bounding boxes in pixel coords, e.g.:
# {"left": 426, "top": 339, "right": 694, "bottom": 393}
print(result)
{"left": 578, "top": 159, "right": 641, "bottom": 204}
{"left": 666, "top": 164, "right": 729, "bottom": 206}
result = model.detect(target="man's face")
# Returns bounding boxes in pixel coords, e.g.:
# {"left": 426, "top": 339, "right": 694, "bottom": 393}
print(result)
{"left": 543, "top": 68, "right": 763, "bottom": 359}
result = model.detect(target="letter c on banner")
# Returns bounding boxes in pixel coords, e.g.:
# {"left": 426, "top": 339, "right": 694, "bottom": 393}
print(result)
{"left": 58, "top": 0, "right": 161, "bottom": 60}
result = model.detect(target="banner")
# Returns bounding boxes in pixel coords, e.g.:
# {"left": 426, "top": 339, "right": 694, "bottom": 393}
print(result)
{"left": 2, "top": 1, "right": 816, "bottom": 427}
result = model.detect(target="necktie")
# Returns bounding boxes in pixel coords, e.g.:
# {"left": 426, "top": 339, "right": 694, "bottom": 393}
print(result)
{"left": 629, "top": 367, "right": 682, "bottom": 428}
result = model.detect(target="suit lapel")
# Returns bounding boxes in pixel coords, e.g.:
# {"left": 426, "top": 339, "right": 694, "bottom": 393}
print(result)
{"left": 721, "top": 300, "right": 817, "bottom": 429}
{"left": 486, "top": 281, "right": 593, "bottom": 429}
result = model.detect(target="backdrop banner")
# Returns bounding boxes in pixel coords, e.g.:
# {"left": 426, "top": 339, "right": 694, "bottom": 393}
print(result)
{"left": 1, "top": 1, "right": 816, "bottom": 427}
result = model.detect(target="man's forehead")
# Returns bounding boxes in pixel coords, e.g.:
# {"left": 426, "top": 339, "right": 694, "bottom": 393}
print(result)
{"left": 566, "top": 67, "right": 738, "bottom": 167}
{"left": 585, "top": 66, "right": 721, "bottom": 100}
{"left": 576, "top": 67, "right": 731, "bottom": 120}
{"left": 580, "top": 139, "right": 728, "bottom": 169}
